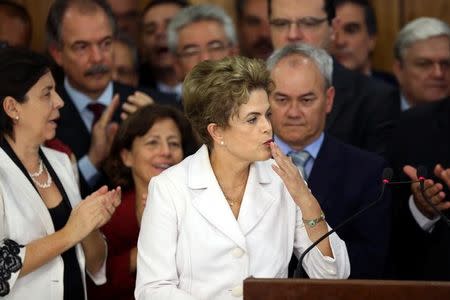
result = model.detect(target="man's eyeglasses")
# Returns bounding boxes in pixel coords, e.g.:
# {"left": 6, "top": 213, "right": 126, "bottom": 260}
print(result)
{"left": 270, "top": 17, "right": 328, "bottom": 32}
{"left": 178, "top": 41, "right": 230, "bottom": 60}
{"left": 411, "top": 59, "right": 450, "bottom": 73}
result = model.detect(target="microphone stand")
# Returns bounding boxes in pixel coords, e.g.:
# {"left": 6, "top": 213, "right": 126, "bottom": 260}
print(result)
{"left": 293, "top": 182, "right": 388, "bottom": 278}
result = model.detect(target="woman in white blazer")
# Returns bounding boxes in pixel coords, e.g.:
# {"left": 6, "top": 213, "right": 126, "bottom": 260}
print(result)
{"left": 0, "top": 48, "right": 121, "bottom": 299}
{"left": 135, "top": 56, "right": 350, "bottom": 300}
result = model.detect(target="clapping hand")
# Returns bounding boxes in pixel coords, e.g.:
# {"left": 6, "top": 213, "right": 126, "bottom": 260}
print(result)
{"left": 89, "top": 95, "right": 120, "bottom": 168}
{"left": 65, "top": 186, "right": 121, "bottom": 244}
{"left": 404, "top": 164, "right": 450, "bottom": 219}
{"left": 121, "top": 91, "right": 155, "bottom": 120}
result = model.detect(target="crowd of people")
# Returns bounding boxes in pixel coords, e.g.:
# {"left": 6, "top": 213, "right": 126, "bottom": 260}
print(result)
{"left": 0, "top": 0, "right": 449, "bottom": 299}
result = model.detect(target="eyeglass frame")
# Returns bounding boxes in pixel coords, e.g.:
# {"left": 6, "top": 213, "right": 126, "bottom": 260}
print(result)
{"left": 403, "top": 58, "right": 450, "bottom": 74}
{"left": 269, "top": 16, "right": 329, "bottom": 32}
{"left": 176, "top": 40, "right": 232, "bottom": 61}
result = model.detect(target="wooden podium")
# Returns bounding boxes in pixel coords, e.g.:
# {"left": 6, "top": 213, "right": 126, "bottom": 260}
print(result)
{"left": 244, "top": 278, "right": 450, "bottom": 300}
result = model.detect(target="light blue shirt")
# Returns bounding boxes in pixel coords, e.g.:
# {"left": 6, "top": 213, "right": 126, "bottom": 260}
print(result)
{"left": 274, "top": 132, "right": 325, "bottom": 179}
{"left": 157, "top": 82, "right": 183, "bottom": 101}
{"left": 64, "top": 77, "right": 113, "bottom": 132}
{"left": 400, "top": 93, "right": 411, "bottom": 111}
{"left": 64, "top": 78, "right": 114, "bottom": 187}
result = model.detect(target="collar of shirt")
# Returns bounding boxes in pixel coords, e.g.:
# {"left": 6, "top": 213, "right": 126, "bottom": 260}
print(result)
{"left": 400, "top": 93, "right": 411, "bottom": 111}
{"left": 156, "top": 81, "right": 183, "bottom": 100}
{"left": 274, "top": 132, "right": 324, "bottom": 160}
{"left": 274, "top": 133, "right": 324, "bottom": 179}
{"left": 64, "top": 77, "right": 113, "bottom": 131}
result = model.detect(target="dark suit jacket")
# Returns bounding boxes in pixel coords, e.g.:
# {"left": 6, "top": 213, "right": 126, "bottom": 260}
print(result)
{"left": 327, "top": 62, "right": 401, "bottom": 157}
{"left": 55, "top": 81, "right": 177, "bottom": 196}
{"left": 388, "top": 98, "right": 450, "bottom": 280}
{"left": 372, "top": 69, "right": 398, "bottom": 88}
{"left": 291, "top": 135, "right": 391, "bottom": 279}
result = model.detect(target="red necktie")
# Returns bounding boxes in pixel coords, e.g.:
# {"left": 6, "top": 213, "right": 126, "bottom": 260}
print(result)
{"left": 87, "top": 103, "right": 106, "bottom": 128}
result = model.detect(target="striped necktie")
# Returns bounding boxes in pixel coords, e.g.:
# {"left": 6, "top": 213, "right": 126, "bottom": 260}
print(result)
{"left": 289, "top": 150, "right": 311, "bottom": 180}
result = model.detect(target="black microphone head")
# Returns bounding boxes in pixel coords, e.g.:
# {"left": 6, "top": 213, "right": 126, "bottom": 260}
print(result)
{"left": 417, "top": 165, "right": 428, "bottom": 181}
{"left": 382, "top": 168, "right": 393, "bottom": 183}
{"left": 417, "top": 165, "right": 427, "bottom": 191}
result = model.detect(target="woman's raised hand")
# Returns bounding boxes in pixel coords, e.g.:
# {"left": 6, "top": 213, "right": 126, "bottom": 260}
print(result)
{"left": 64, "top": 186, "right": 121, "bottom": 244}
{"left": 270, "top": 142, "right": 311, "bottom": 205}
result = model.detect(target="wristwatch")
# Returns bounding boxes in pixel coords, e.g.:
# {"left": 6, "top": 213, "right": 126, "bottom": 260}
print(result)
{"left": 303, "top": 211, "right": 325, "bottom": 228}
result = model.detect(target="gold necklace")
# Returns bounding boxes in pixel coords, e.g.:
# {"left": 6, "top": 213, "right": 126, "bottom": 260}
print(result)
{"left": 219, "top": 180, "right": 246, "bottom": 208}
{"left": 225, "top": 196, "right": 240, "bottom": 207}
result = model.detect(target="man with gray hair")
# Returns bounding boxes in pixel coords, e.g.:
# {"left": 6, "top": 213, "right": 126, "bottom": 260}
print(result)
{"left": 268, "top": 0, "right": 399, "bottom": 158}
{"left": 393, "top": 17, "right": 450, "bottom": 110}
{"left": 167, "top": 4, "right": 238, "bottom": 84}
{"left": 268, "top": 42, "right": 391, "bottom": 279}
{"left": 388, "top": 17, "right": 450, "bottom": 281}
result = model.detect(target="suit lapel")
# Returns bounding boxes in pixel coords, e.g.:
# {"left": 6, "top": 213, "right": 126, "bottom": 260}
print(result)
{"left": 56, "top": 85, "right": 91, "bottom": 158}
{"left": 188, "top": 146, "right": 247, "bottom": 250}
{"left": 0, "top": 150, "right": 54, "bottom": 234}
{"left": 112, "top": 82, "right": 132, "bottom": 122}
{"left": 238, "top": 161, "right": 276, "bottom": 236}
{"left": 308, "top": 136, "right": 340, "bottom": 211}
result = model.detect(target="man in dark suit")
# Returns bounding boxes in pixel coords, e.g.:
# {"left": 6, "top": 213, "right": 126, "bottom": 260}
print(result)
{"left": 389, "top": 97, "right": 450, "bottom": 280}
{"left": 46, "top": 0, "right": 171, "bottom": 196}
{"left": 139, "top": 0, "right": 188, "bottom": 96}
{"left": 331, "top": 0, "right": 398, "bottom": 87}
{"left": 268, "top": 0, "right": 400, "bottom": 157}
{"left": 268, "top": 43, "right": 391, "bottom": 279}
{"left": 392, "top": 17, "right": 450, "bottom": 112}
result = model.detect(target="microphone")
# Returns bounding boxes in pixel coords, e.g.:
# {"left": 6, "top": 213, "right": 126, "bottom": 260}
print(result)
{"left": 416, "top": 166, "right": 450, "bottom": 227}
{"left": 417, "top": 165, "right": 427, "bottom": 191}
{"left": 293, "top": 167, "right": 393, "bottom": 278}
{"left": 382, "top": 167, "right": 393, "bottom": 184}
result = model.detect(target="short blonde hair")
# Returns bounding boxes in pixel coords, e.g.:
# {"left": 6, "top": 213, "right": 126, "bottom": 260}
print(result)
{"left": 183, "top": 56, "right": 272, "bottom": 148}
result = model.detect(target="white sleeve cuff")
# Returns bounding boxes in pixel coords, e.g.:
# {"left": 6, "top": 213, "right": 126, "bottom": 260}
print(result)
{"left": 301, "top": 224, "right": 350, "bottom": 279}
{"left": 408, "top": 195, "right": 440, "bottom": 233}
{"left": 86, "top": 236, "right": 108, "bottom": 285}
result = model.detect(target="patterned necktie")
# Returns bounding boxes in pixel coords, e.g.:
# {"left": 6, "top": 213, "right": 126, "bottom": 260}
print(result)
{"left": 87, "top": 103, "right": 106, "bottom": 128}
{"left": 289, "top": 150, "right": 311, "bottom": 180}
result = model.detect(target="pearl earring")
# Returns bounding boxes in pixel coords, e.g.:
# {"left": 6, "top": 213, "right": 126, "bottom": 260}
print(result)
{"left": 220, "top": 140, "right": 224, "bottom": 145}
{"left": 15, "top": 116, "right": 19, "bottom": 121}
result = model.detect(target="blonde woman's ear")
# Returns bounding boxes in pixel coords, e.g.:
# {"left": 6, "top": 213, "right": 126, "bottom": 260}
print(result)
{"left": 206, "top": 123, "right": 224, "bottom": 146}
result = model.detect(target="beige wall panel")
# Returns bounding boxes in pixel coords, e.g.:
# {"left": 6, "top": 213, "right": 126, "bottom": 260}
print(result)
{"left": 139, "top": 0, "right": 236, "bottom": 20}
{"left": 402, "top": 0, "right": 450, "bottom": 24}
{"left": 370, "top": 0, "right": 401, "bottom": 72}
{"left": 18, "top": 0, "right": 54, "bottom": 52}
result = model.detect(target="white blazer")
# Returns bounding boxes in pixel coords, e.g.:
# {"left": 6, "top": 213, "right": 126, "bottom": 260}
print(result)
{"left": 135, "top": 145, "right": 350, "bottom": 300}
{"left": 0, "top": 146, "right": 106, "bottom": 299}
